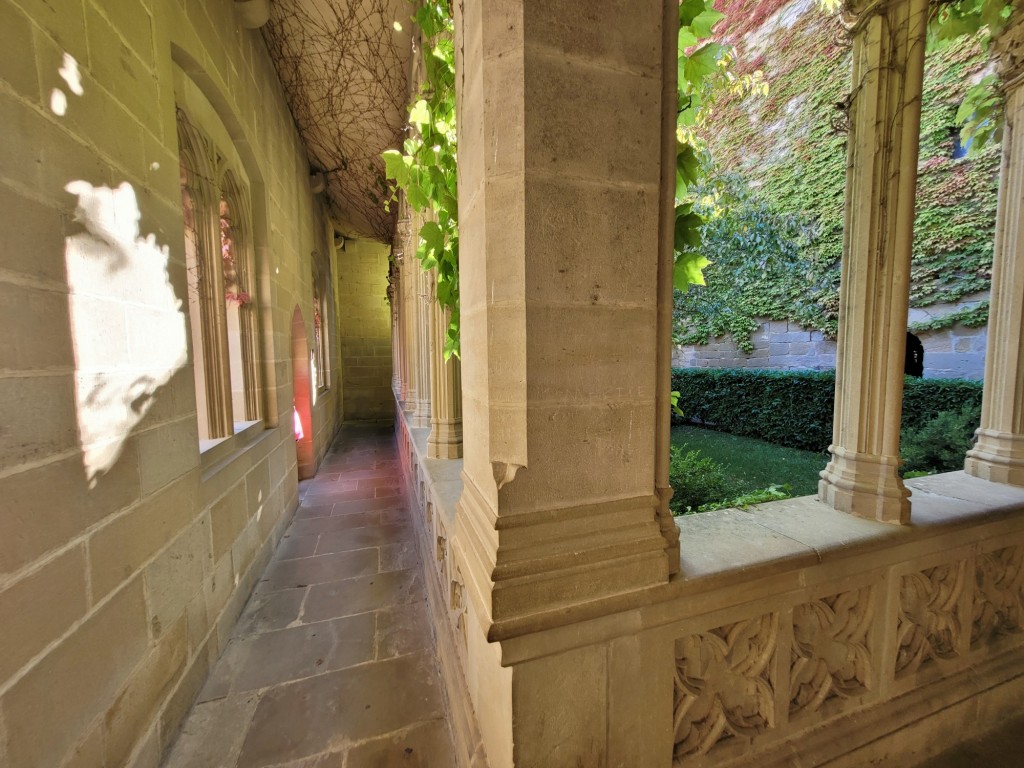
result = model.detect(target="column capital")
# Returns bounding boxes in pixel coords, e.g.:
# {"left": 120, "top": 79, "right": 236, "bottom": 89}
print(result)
{"left": 995, "top": 12, "right": 1024, "bottom": 87}
{"left": 840, "top": 0, "right": 912, "bottom": 32}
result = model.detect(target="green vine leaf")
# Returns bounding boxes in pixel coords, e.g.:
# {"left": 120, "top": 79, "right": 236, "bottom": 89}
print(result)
{"left": 383, "top": 0, "right": 461, "bottom": 358}
{"left": 409, "top": 99, "right": 431, "bottom": 128}
{"left": 675, "top": 252, "right": 711, "bottom": 289}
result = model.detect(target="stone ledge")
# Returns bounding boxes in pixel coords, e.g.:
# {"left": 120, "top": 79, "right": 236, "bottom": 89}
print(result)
{"left": 675, "top": 471, "right": 1024, "bottom": 592}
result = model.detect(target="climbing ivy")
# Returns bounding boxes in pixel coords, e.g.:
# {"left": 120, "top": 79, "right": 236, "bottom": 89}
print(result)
{"left": 674, "top": 0, "right": 1004, "bottom": 351}
{"left": 383, "top": 1, "right": 459, "bottom": 358}
{"left": 909, "top": 300, "right": 990, "bottom": 332}
{"left": 383, "top": 0, "right": 735, "bottom": 357}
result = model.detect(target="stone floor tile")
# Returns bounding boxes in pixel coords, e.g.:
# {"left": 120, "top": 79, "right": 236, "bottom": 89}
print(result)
{"left": 345, "top": 719, "right": 454, "bottom": 768}
{"left": 921, "top": 714, "right": 1024, "bottom": 767}
{"left": 379, "top": 541, "right": 419, "bottom": 573}
{"left": 289, "top": 511, "right": 381, "bottom": 537}
{"left": 275, "top": 533, "right": 321, "bottom": 561}
{"left": 163, "top": 426, "right": 454, "bottom": 768}
{"left": 304, "top": 485, "right": 378, "bottom": 503}
{"left": 380, "top": 508, "right": 411, "bottom": 527}
{"left": 303, "top": 570, "right": 423, "bottom": 623}
{"left": 162, "top": 693, "right": 261, "bottom": 768}
{"left": 233, "top": 588, "right": 307, "bottom": 637}
{"left": 376, "top": 601, "right": 433, "bottom": 660}
{"left": 357, "top": 477, "right": 401, "bottom": 491}
{"left": 258, "top": 549, "right": 379, "bottom": 592}
{"left": 315, "top": 524, "right": 412, "bottom": 556}
{"left": 294, "top": 504, "right": 334, "bottom": 520}
{"left": 329, "top": 468, "right": 400, "bottom": 482}
{"left": 332, "top": 497, "right": 403, "bottom": 516}
{"left": 199, "top": 613, "right": 376, "bottom": 701}
{"left": 235, "top": 653, "right": 447, "bottom": 767}
{"left": 274, "top": 753, "right": 344, "bottom": 767}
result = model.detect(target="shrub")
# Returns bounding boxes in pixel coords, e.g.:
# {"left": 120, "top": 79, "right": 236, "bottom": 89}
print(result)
{"left": 669, "top": 446, "right": 734, "bottom": 515}
{"left": 672, "top": 368, "right": 835, "bottom": 451}
{"left": 672, "top": 367, "right": 984, "bottom": 453}
{"left": 699, "top": 484, "right": 794, "bottom": 512}
{"left": 900, "top": 404, "right": 980, "bottom": 475}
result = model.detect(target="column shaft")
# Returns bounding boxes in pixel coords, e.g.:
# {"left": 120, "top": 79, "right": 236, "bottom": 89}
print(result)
{"left": 412, "top": 245, "right": 432, "bottom": 427}
{"left": 818, "top": 0, "right": 928, "bottom": 523}
{"left": 401, "top": 220, "right": 417, "bottom": 414}
{"left": 966, "top": 18, "right": 1024, "bottom": 484}
{"left": 428, "top": 269, "right": 464, "bottom": 458}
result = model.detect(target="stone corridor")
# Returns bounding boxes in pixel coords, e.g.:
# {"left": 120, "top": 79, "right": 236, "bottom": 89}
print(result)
{"left": 162, "top": 426, "right": 455, "bottom": 767}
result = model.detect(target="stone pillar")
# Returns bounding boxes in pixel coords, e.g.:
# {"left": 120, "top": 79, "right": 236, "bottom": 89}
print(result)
{"left": 401, "top": 222, "right": 418, "bottom": 415}
{"left": 966, "top": 18, "right": 1024, "bottom": 484}
{"left": 427, "top": 269, "right": 463, "bottom": 458}
{"left": 452, "top": 1, "right": 675, "bottom": 765}
{"left": 818, "top": 0, "right": 928, "bottom": 524}
{"left": 389, "top": 259, "right": 401, "bottom": 398}
{"left": 412, "top": 246, "right": 432, "bottom": 428}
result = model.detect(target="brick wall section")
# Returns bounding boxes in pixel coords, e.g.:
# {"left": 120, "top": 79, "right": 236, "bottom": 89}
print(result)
{"left": 674, "top": 318, "right": 986, "bottom": 380}
{"left": 0, "top": 1, "right": 341, "bottom": 766}
{"left": 336, "top": 238, "right": 394, "bottom": 422}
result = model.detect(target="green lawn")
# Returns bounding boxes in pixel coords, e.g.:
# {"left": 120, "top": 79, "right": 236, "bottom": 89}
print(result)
{"left": 671, "top": 424, "right": 828, "bottom": 498}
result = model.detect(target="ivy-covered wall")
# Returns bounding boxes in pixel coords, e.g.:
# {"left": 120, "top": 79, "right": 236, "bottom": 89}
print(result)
{"left": 676, "top": 0, "right": 1000, "bottom": 356}
{"left": 672, "top": 314, "right": 988, "bottom": 379}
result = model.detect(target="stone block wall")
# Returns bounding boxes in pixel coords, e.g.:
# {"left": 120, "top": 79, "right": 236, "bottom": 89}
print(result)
{"left": 0, "top": 1, "right": 339, "bottom": 766}
{"left": 674, "top": 317, "right": 987, "bottom": 380}
{"left": 336, "top": 238, "right": 393, "bottom": 422}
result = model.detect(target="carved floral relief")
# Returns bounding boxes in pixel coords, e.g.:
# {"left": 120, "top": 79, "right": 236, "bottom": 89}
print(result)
{"left": 790, "top": 586, "right": 874, "bottom": 718}
{"left": 896, "top": 562, "right": 966, "bottom": 678}
{"left": 972, "top": 545, "right": 1024, "bottom": 648}
{"left": 451, "top": 564, "right": 467, "bottom": 651}
{"left": 673, "top": 614, "right": 777, "bottom": 762}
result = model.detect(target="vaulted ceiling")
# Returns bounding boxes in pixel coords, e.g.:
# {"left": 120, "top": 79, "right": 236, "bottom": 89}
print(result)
{"left": 262, "top": 0, "right": 413, "bottom": 242}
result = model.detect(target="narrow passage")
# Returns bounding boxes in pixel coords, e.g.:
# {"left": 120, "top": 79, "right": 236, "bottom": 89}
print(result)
{"left": 163, "top": 425, "right": 455, "bottom": 767}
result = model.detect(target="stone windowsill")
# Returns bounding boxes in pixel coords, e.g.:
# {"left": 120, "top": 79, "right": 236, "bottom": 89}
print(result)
{"left": 199, "top": 419, "right": 268, "bottom": 477}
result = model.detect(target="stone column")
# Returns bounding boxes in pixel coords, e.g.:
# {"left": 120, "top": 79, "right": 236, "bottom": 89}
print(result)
{"left": 401, "top": 220, "right": 418, "bottom": 415}
{"left": 412, "top": 246, "right": 432, "bottom": 427}
{"left": 452, "top": 1, "right": 675, "bottom": 765}
{"left": 818, "top": 0, "right": 928, "bottom": 524}
{"left": 966, "top": 18, "right": 1024, "bottom": 484}
{"left": 427, "top": 269, "right": 463, "bottom": 458}
{"left": 389, "top": 259, "right": 401, "bottom": 399}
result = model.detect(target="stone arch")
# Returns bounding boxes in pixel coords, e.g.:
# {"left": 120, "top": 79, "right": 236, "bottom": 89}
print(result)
{"left": 292, "top": 305, "right": 314, "bottom": 480}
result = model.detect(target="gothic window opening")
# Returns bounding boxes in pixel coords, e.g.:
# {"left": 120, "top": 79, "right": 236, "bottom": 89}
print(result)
{"left": 177, "top": 108, "right": 263, "bottom": 443}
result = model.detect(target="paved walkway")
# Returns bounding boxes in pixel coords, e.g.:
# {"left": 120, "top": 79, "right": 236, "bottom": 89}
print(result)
{"left": 917, "top": 713, "right": 1024, "bottom": 767}
{"left": 163, "top": 425, "right": 455, "bottom": 768}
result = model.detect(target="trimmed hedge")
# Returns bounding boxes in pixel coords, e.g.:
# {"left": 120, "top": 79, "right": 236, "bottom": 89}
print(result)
{"left": 671, "top": 368, "right": 984, "bottom": 453}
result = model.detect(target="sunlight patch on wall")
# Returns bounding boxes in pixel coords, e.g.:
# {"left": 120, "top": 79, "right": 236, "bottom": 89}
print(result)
{"left": 50, "top": 53, "right": 83, "bottom": 116}
{"left": 64, "top": 180, "right": 188, "bottom": 486}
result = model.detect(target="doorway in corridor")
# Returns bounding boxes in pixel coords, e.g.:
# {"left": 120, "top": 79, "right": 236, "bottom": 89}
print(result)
{"left": 291, "top": 306, "right": 314, "bottom": 479}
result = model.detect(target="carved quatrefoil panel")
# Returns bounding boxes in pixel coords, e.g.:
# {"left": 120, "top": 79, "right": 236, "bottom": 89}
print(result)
{"left": 790, "top": 586, "right": 874, "bottom": 718}
{"left": 896, "top": 561, "right": 967, "bottom": 678}
{"left": 972, "top": 545, "right": 1024, "bottom": 648}
{"left": 673, "top": 614, "right": 777, "bottom": 763}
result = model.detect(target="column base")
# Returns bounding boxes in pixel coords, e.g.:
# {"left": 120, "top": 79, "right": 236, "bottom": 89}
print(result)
{"left": 403, "top": 387, "right": 417, "bottom": 414}
{"left": 965, "top": 429, "right": 1024, "bottom": 486}
{"left": 411, "top": 398, "right": 431, "bottom": 428}
{"left": 428, "top": 420, "right": 463, "bottom": 459}
{"left": 457, "top": 476, "right": 670, "bottom": 633}
{"left": 818, "top": 446, "right": 910, "bottom": 524}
